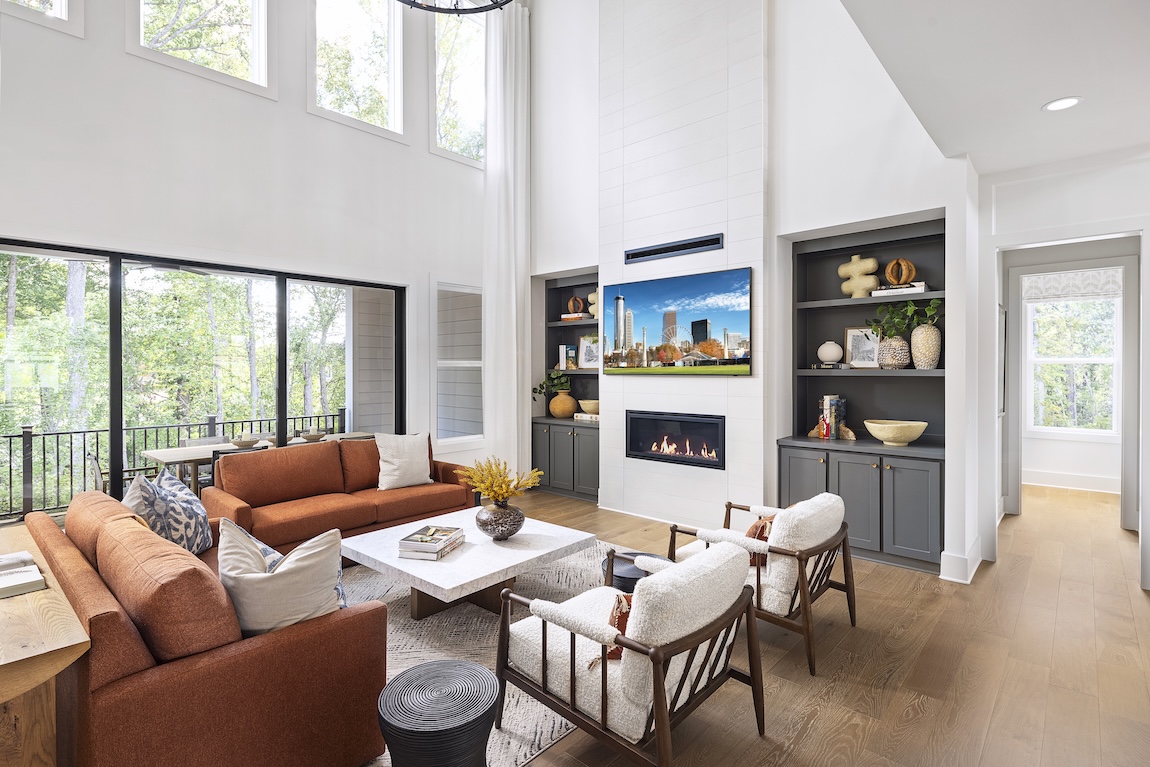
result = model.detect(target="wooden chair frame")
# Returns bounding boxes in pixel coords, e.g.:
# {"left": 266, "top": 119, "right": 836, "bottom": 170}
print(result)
{"left": 494, "top": 552, "right": 765, "bottom": 767}
{"left": 669, "top": 502, "right": 857, "bottom": 675}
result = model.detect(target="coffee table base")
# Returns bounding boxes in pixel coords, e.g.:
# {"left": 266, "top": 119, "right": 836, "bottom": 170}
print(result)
{"left": 411, "top": 578, "right": 515, "bottom": 620}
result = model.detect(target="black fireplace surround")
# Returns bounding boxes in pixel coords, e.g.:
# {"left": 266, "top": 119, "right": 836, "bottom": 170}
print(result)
{"left": 625, "top": 410, "right": 725, "bottom": 470}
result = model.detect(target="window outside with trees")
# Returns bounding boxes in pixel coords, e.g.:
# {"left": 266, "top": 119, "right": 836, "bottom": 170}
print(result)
{"left": 434, "top": 11, "right": 485, "bottom": 163}
{"left": 0, "top": 246, "right": 398, "bottom": 518}
{"left": 314, "top": 0, "right": 402, "bottom": 133}
{"left": 1027, "top": 297, "right": 1118, "bottom": 433}
{"left": 4, "top": 0, "right": 65, "bottom": 18}
{"left": 436, "top": 286, "right": 482, "bottom": 441}
{"left": 139, "top": 0, "right": 267, "bottom": 85}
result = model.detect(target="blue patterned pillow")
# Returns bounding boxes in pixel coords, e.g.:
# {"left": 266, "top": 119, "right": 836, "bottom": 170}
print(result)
{"left": 122, "top": 469, "right": 214, "bottom": 555}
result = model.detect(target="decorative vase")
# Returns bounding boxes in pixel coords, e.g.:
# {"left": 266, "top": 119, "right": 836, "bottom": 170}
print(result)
{"left": 548, "top": 390, "right": 577, "bottom": 419}
{"left": 878, "top": 336, "right": 910, "bottom": 369}
{"left": 475, "top": 501, "right": 525, "bottom": 540}
{"left": 817, "top": 340, "right": 844, "bottom": 364}
{"left": 911, "top": 324, "right": 942, "bottom": 370}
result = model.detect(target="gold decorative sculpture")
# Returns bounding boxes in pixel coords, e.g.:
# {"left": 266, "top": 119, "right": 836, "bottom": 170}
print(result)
{"left": 884, "top": 258, "right": 917, "bottom": 285}
{"left": 837, "top": 254, "right": 879, "bottom": 299}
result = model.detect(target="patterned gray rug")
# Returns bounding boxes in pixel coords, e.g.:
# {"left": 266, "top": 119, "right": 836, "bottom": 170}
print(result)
{"left": 344, "top": 539, "right": 613, "bottom": 767}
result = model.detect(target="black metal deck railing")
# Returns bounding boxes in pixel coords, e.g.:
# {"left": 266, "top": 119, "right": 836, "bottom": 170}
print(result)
{"left": 1, "top": 408, "right": 347, "bottom": 519}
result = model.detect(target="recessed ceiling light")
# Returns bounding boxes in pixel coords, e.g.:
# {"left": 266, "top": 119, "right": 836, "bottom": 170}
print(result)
{"left": 1042, "top": 97, "right": 1082, "bottom": 112}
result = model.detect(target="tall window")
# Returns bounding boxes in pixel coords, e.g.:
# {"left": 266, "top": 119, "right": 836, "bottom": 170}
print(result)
{"left": 313, "top": 0, "right": 403, "bottom": 134}
{"left": 433, "top": 10, "right": 485, "bottom": 164}
{"left": 1, "top": 0, "right": 83, "bottom": 36}
{"left": 136, "top": 0, "right": 269, "bottom": 88}
{"left": 436, "top": 286, "right": 482, "bottom": 441}
{"left": 1023, "top": 268, "right": 1121, "bottom": 433}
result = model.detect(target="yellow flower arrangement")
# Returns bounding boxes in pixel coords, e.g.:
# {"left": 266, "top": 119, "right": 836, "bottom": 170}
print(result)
{"left": 455, "top": 457, "right": 544, "bottom": 505}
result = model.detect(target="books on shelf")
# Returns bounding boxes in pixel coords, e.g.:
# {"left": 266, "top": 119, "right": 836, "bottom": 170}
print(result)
{"left": 560, "top": 313, "right": 592, "bottom": 321}
{"left": 810, "top": 362, "right": 848, "bottom": 370}
{"left": 398, "top": 525, "right": 463, "bottom": 552}
{"left": 398, "top": 535, "right": 465, "bottom": 561}
{"left": 0, "top": 550, "right": 46, "bottom": 599}
{"left": 573, "top": 412, "right": 600, "bottom": 423}
{"left": 871, "top": 282, "right": 927, "bottom": 297}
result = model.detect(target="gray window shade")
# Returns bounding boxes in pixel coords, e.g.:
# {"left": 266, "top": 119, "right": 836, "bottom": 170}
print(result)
{"left": 1021, "top": 267, "right": 1123, "bottom": 302}
{"left": 436, "top": 288, "right": 482, "bottom": 440}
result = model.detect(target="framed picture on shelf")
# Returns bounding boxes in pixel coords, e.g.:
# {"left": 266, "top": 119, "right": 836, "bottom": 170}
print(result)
{"left": 843, "top": 327, "right": 879, "bottom": 368}
{"left": 577, "top": 335, "right": 600, "bottom": 369}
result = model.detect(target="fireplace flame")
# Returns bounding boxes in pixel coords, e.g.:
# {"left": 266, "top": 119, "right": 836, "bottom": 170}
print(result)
{"left": 649, "top": 435, "right": 718, "bottom": 461}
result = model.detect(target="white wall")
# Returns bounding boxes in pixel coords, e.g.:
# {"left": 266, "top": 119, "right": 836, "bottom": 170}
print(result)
{"left": 1022, "top": 435, "right": 1120, "bottom": 493}
{"left": 981, "top": 145, "right": 1150, "bottom": 587}
{"left": 0, "top": 3, "right": 485, "bottom": 442}
{"left": 594, "top": 0, "right": 766, "bottom": 527}
{"left": 769, "top": 0, "right": 982, "bottom": 582}
{"left": 350, "top": 287, "right": 396, "bottom": 434}
{"left": 530, "top": 0, "right": 598, "bottom": 277}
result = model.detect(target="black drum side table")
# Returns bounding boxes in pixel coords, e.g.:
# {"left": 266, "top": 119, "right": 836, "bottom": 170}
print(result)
{"left": 377, "top": 659, "right": 499, "bottom": 767}
{"left": 601, "top": 551, "right": 673, "bottom": 593}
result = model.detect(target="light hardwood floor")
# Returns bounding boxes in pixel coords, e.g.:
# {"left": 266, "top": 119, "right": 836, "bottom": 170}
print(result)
{"left": 515, "top": 485, "right": 1150, "bottom": 767}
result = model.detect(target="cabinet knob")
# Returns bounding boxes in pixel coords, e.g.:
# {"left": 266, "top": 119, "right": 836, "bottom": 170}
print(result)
{"left": 568, "top": 430, "right": 574, "bottom": 436}
{"left": 885, "top": 464, "right": 891, "bottom": 470}
{"left": 543, "top": 428, "right": 548, "bottom": 433}
{"left": 871, "top": 463, "right": 878, "bottom": 469}
{"left": 818, "top": 457, "right": 825, "bottom": 463}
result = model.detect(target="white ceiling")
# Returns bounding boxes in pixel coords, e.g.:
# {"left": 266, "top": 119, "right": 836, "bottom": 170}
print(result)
{"left": 840, "top": 0, "right": 1150, "bottom": 175}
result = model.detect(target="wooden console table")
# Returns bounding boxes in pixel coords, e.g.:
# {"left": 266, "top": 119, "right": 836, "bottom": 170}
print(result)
{"left": 0, "top": 521, "right": 89, "bottom": 767}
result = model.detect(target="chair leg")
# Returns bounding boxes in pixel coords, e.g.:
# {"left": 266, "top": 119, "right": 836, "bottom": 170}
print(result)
{"left": 842, "top": 541, "right": 858, "bottom": 627}
{"left": 744, "top": 602, "right": 765, "bottom": 736}
{"left": 494, "top": 674, "right": 507, "bottom": 729}
{"left": 802, "top": 609, "right": 817, "bottom": 676}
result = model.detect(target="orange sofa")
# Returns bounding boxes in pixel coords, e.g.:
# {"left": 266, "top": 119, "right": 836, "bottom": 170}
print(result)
{"left": 201, "top": 438, "right": 477, "bottom": 554}
{"left": 26, "top": 491, "right": 388, "bottom": 767}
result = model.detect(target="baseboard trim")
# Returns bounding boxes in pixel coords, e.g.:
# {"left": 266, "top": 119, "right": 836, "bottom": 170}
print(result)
{"left": 939, "top": 535, "right": 982, "bottom": 584}
{"left": 1021, "top": 469, "right": 1120, "bottom": 494}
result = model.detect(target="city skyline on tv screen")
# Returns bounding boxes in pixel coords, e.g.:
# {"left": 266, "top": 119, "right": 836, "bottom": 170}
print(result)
{"left": 601, "top": 267, "right": 751, "bottom": 376}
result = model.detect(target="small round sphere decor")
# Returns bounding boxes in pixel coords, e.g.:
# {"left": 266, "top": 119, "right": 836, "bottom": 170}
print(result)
{"left": 475, "top": 502, "right": 525, "bottom": 540}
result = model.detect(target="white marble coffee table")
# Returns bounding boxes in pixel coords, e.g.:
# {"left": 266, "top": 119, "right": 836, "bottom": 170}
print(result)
{"left": 341, "top": 507, "right": 597, "bottom": 620}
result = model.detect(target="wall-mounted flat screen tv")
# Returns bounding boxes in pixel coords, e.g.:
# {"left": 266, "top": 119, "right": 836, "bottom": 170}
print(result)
{"left": 602, "top": 267, "right": 751, "bottom": 376}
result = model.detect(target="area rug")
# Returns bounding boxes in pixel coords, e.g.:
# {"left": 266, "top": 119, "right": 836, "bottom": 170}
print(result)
{"left": 344, "top": 540, "right": 614, "bottom": 767}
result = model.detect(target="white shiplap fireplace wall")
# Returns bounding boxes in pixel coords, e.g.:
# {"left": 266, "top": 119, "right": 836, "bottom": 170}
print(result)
{"left": 597, "top": 0, "right": 766, "bottom": 527}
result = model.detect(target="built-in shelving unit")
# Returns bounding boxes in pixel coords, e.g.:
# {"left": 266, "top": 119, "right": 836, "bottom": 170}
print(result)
{"left": 782, "top": 220, "right": 946, "bottom": 570}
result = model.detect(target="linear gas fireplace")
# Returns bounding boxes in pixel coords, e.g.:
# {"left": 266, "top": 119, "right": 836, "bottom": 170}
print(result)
{"left": 625, "top": 411, "right": 725, "bottom": 470}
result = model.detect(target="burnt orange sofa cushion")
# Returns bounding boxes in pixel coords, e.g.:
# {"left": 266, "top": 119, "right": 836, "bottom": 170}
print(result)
{"left": 350, "top": 483, "right": 471, "bottom": 524}
{"left": 250, "top": 494, "right": 375, "bottom": 548}
{"left": 216, "top": 440, "right": 345, "bottom": 507}
{"left": 65, "top": 490, "right": 147, "bottom": 567}
{"left": 97, "top": 516, "right": 242, "bottom": 662}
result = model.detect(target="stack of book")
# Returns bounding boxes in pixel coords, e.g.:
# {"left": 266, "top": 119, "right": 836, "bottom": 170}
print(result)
{"left": 871, "top": 281, "right": 927, "bottom": 296}
{"left": 0, "top": 551, "right": 46, "bottom": 599}
{"left": 560, "top": 312, "right": 592, "bottom": 321}
{"left": 398, "top": 525, "right": 464, "bottom": 561}
{"left": 573, "top": 412, "right": 600, "bottom": 423}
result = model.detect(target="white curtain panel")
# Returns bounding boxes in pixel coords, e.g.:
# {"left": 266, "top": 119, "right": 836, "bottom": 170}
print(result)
{"left": 482, "top": 1, "right": 532, "bottom": 471}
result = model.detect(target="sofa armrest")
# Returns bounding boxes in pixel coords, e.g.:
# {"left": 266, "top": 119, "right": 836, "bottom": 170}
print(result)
{"left": 200, "top": 486, "right": 253, "bottom": 531}
{"left": 433, "top": 459, "right": 480, "bottom": 505}
{"left": 89, "top": 601, "right": 388, "bottom": 767}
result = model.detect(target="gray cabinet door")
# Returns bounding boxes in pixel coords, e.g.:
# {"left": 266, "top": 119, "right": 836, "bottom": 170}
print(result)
{"left": 573, "top": 426, "right": 599, "bottom": 497}
{"left": 548, "top": 426, "right": 575, "bottom": 492}
{"left": 829, "top": 452, "right": 881, "bottom": 552}
{"left": 531, "top": 423, "right": 551, "bottom": 488}
{"left": 779, "top": 447, "right": 828, "bottom": 506}
{"left": 882, "top": 457, "right": 942, "bottom": 563}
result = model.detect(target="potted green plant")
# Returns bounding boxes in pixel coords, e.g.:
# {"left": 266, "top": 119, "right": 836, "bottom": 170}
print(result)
{"left": 866, "top": 299, "right": 943, "bottom": 370}
{"left": 532, "top": 370, "right": 576, "bottom": 418}
{"left": 909, "top": 297, "right": 943, "bottom": 369}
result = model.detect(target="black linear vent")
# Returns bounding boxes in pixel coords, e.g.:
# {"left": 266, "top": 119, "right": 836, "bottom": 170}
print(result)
{"left": 624, "top": 233, "right": 724, "bottom": 265}
{"left": 626, "top": 410, "right": 725, "bottom": 470}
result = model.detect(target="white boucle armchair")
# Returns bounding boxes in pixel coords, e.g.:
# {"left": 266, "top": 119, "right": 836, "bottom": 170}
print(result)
{"left": 668, "top": 491, "right": 857, "bottom": 675}
{"left": 494, "top": 541, "right": 765, "bottom": 767}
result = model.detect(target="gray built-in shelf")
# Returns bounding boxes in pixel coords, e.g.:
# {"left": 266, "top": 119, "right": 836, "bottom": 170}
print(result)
{"left": 783, "top": 219, "right": 946, "bottom": 571}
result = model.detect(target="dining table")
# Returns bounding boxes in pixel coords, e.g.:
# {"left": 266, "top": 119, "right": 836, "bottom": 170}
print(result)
{"left": 141, "top": 431, "right": 373, "bottom": 495}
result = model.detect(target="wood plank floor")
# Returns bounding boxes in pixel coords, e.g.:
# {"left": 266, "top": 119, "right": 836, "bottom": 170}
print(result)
{"left": 514, "top": 485, "right": 1150, "bottom": 767}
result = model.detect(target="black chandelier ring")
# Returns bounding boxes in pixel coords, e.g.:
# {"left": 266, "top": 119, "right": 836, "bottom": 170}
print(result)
{"left": 397, "top": 0, "right": 514, "bottom": 13}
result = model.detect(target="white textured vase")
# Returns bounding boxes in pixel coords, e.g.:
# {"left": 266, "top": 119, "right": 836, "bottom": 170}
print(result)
{"left": 911, "top": 324, "right": 942, "bottom": 370}
{"left": 817, "top": 340, "right": 844, "bottom": 363}
{"left": 878, "top": 336, "right": 910, "bottom": 369}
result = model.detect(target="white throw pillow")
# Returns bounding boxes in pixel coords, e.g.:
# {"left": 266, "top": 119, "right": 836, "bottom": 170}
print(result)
{"left": 217, "top": 518, "right": 343, "bottom": 636}
{"left": 375, "top": 432, "right": 433, "bottom": 491}
{"left": 121, "top": 469, "right": 213, "bottom": 555}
